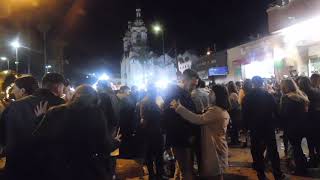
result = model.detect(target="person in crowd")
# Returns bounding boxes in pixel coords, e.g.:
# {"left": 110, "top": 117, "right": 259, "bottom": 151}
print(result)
{"left": 235, "top": 81, "right": 242, "bottom": 92}
{"left": 140, "top": 84, "right": 165, "bottom": 179}
{"left": 117, "top": 86, "right": 137, "bottom": 157}
{"left": 130, "top": 85, "right": 140, "bottom": 105}
{"left": 97, "top": 80, "right": 120, "bottom": 133}
{"left": 238, "top": 79, "right": 252, "bottom": 106}
{"left": 10, "top": 76, "right": 39, "bottom": 100}
{"left": 310, "top": 73, "right": 320, "bottom": 89}
{"left": 0, "top": 73, "right": 17, "bottom": 114}
{"left": 242, "top": 76, "right": 288, "bottom": 180}
{"left": 0, "top": 73, "right": 65, "bottom": 180}
{"left": 191, "top": 79, "right": 210, "bottom": 114}
{"left": 227, "top": 81, "right": 241, "bottom": 145}
{"left": 163, "top": 69, "right": 198, "bottom": 180}
{"left": 33, "top": 85, "right": 119, "bottom": 180}
{"left": 62, "top": 79, "right": 74, "bottom": 102}
{"left": 298, "top": 76, "right": 320, "bottom": 167}
{"left": 170, "top": 84, "right": 230, "bottom": 180}
{"left": 96, "top": 80, "right": 120, "bottom": 180}
{"left": 237, "top": 79, "right": 253, "bottom": 148}
{"left": 0, "top": 76, "right": 38, "bottom": 158}
{"left": 280, "top": 79, "right": 309, "bottom": 175}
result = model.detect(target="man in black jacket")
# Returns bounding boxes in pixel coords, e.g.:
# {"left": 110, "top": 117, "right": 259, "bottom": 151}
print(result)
{"left": 163, "top": 69, "right": 198, "bottom": 180}
{"left": 96, "top": 80, "right": 120, "bottom": 179}
{"left": 0, "top": 73, "right": 65, "bottom": 180}
{"left": 242, "top": 76, "right": 288, "bottom": 180}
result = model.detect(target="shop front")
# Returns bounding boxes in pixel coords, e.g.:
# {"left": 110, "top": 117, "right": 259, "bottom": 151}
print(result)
{"left": 230, "top": 36, "right": 280, "bottom": 80}
{"left": 276, "top": 15, "right": 320, "bottom": 77}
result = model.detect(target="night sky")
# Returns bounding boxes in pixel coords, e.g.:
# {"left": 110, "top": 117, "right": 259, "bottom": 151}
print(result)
{"left": 64, "top": 0, "right": 273, "bottom": 76}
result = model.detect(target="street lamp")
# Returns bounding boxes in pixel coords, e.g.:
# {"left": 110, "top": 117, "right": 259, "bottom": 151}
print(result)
{"left": 10, "top": 39, "right": 21, "bottom": 73}
{"left": 153, "top": 24, "right": 166, "bottom": 65}
{"left": 1, "top": 57, "right": 10, "bottom": 70}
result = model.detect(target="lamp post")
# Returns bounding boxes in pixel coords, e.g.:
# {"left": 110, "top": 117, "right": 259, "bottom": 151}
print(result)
{"left": 153, "top": 24, "right": 166, "bottom": 65}
{"left": 10, "top": 39, "right": 21, "bottom": 73}
{"left": 1, "top": 57, "right": 9, "bottom": 70}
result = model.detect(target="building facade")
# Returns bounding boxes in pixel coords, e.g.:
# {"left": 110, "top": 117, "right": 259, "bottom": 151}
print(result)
{"left": 120, "top": 9, "right": 177, "bottom": 88}
{"left": 226, "top": 0, "right": 320, "bottom": 82}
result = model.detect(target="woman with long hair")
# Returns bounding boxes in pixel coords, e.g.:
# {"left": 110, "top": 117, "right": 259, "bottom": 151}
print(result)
{"left": 298, "top": 76, "right": 320, "bottom": 167}
{"left": 280, "top": 79, "right": 309, "bottom": 175}
{"left": 34, "top": 85, "right": 116, "bottom": 180}
{"left": 227, "top": 81, "right": 241, "bottom": 145}
{"left": 238, "top": 79, "right": 252, "bottom": 106}
{"left": 170, "top": 85, "right": 230, "bottom": 180}
{"left": 310, "top": 73, "right": 320, "bottom": 89}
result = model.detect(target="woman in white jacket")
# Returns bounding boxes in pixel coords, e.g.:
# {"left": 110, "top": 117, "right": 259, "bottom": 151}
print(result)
{"left": 170, "top": 85, "right": 230, "bottom": 180}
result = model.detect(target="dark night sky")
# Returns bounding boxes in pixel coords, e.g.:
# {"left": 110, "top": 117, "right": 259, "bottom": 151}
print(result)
{"left": 64, "top": 0, "right": 273, "bottom": 76}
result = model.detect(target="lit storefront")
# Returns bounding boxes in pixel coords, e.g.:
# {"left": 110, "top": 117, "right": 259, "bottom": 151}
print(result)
{"left": 275, "top": 15, "right": 320, "bottom": 77}
{"left": 228, "top": 36, "right": 282, "bottom": 80}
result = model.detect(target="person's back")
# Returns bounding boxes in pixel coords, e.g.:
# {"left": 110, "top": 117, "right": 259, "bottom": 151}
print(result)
{"left": 141, "top": 96, "right": 162, "bottom": 133}
{"left": 281, "top": 95, "right": 308, "bottom": 131}
{"left": 163, "top": 85, "right": 197, "bottom": 148}
{"left": 35, "top": 105, "right": 110, "bottom": 180}
{"left": 191, "top": 88, "right": 209, "bottom": 113}
{"left": 34, "top": 85, "right": 111, "bottom": 180}
{"left": 243, "top": 88, "right": 276, "bottom": 130}
{"left": 242, "top": 76, "right": 286, "bottom": 180}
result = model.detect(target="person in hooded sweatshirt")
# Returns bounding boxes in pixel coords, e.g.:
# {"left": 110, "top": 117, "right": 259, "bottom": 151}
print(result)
{"left": 280, "top": 79, "right": 309, "bottom": 175}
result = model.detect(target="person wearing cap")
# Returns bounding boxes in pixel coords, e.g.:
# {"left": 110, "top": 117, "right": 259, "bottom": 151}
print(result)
{"left": 242, "top": 76, "right": 288, "bottom": 180}
{"left": 1, "top": 73, "right": 65, "bottom": 180}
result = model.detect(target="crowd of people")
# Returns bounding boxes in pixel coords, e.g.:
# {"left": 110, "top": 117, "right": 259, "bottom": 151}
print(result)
{"left": 0, "top": 69, "right": 319, "bottom": 180}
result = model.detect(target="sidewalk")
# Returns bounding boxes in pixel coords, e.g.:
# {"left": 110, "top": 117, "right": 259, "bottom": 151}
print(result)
{"left": 116, "top": 147, "right": 320, "bottom": 180}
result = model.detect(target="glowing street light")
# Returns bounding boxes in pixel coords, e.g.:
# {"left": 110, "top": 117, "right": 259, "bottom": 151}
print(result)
{"left": 98, "top": 73, "right": 110, "bottom": 81}
{"left": 152, "top": 24, "right": 166, "bottom": 66}
{"left": 1, "top": 56, "right": 10, "bottom": 70}
{"left": 10, "top": 39, "right": 21, "bottom": 72}
{"left": 153, "top": 25, "right": 162, "bottom": 34}
{"left": 10, "top": 40, "right": 21, "bottom": 49}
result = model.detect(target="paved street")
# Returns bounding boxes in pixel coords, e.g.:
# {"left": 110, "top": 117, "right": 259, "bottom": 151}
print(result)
{"left": 116, "top": 147, "right": 320, "bottom": 180}
{"left": 115, "top": 135, "right": 320, "bottom": 180}
{"left": 1, "top": 136, "right": 319, "bottom": 180}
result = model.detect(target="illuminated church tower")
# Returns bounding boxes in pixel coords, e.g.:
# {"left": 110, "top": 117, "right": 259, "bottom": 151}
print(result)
{"left": 123, "top": 9, "right": 148, "bottom": 59}
{"left": 121, "top": 9, "right": 176, "bottom": 87}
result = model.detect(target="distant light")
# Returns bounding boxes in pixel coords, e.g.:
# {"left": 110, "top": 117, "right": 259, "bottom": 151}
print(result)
{"left": 153, "top": 25, "right": 162, "bottom": 33}
{"left": 10, "top": 40, "right": 21, "bottom": 49}
{"left": 46, "top": 65, "right": 52, "bottom": 69}
{"left": 15, "top": 61, "right": 19, "bottom": 64}
{"left": 98, "top": 73, "right": 109, "bottom": 81}
{"left": 156, "top": 79, "right": 169, "bottom": 89}
{"left": 3, "top": 70, "right": 9, "bottom": 74}
{"left": 70, "top": 87, "right": 75, "bottom": 92}
{"left": 206, "top": 51, "right": 211, "bottom": 55}
{"left": 1, "top": 57, "right": 7, "bottom": 61}
{"left": 92, "top": 82, "right": 98, "bottom": 90}
{"left": 86, "top": 76, "right": 89, "bottom": 79}
{"left": 138, "top": 83, "right": 147, "bottom": 91}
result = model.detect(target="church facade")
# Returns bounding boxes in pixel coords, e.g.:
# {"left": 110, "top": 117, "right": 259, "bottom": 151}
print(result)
{"left": 120, "top": 9, "right": 177, "bottom": 88}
